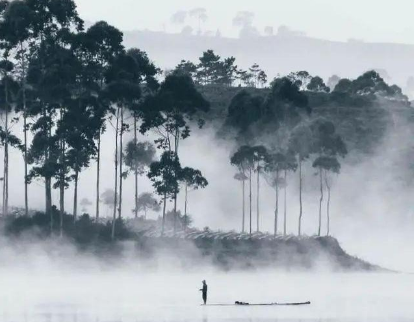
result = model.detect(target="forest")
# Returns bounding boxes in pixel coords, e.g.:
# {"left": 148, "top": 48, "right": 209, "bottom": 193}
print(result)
{"left": 0, "top": 0, "right": 410, "bottom": 246}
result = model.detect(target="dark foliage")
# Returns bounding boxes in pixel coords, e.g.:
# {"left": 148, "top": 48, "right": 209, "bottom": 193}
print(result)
{"left": 4, "top": 208, "right": 133, "bottom": 244}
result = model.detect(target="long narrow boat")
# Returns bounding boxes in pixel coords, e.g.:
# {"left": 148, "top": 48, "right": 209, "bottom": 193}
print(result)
{"left": 204, "top": 301, "right": 311, "bottom": 306}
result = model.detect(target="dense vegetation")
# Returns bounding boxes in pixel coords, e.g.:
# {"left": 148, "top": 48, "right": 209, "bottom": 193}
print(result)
{"left": 0, "top": 0, "right": 410, "bottom": 246}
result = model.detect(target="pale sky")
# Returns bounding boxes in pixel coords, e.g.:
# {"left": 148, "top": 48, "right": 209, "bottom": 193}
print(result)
{"left": 75, "top": 0, "right": 414, "bottom": 43}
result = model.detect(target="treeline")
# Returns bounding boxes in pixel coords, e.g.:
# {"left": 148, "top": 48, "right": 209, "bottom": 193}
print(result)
{"left": 174, "top": 50, "right": 267, "bottom": 87}
{"left": 0, "top": 0, "right": 410, "bottom": 241}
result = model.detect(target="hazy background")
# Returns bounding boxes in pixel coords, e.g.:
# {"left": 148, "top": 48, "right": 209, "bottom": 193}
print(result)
{"left": 75, "top": 0, "right": 414, "bottom": 43}
{"left": 72, "top": 0, "right": 414, "bottom": 92}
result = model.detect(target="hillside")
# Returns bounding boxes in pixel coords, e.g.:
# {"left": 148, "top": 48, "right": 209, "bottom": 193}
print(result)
{"left": 124, "top": 30, "right": 414, "bottom": 89}
{"left": 198, "top": 84, "right": 414, "bottom": 165}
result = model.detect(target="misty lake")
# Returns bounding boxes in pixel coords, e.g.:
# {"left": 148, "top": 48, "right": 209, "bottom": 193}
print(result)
{"left": 0, "top": 270, "right": 412, "bottom": 322}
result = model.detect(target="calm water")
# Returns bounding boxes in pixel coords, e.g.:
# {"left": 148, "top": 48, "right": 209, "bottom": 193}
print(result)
{"left": 0, "top": 270, "right": 412, "bottom": 322}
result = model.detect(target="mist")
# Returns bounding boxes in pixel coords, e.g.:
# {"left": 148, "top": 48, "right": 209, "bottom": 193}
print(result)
{"left": 0, "top": 227, "right": 412, "bottom": 321}
{"left": 0, "top": 236, "right": 413, "bottom": 321}
{"left": 3, "top": 97, "right": 414, "bottom": 272}
{"left": 1, "top": 1, "right": 414, "bottom": 321}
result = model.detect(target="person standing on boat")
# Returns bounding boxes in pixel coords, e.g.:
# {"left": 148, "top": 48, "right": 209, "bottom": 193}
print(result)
{"left": 200, "top": 280, "right": 208, "bottom": 305}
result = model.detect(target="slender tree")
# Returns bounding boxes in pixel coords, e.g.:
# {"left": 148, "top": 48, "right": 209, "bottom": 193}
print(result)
{"left": 0, "top": 59, "right": 19, "bottom": 216}
{"left": 282, "top": 152, "right": 297, "bottom": 235}
{"left": 100, "top": 189, "right": 118, "bottom": 218}
{"left": 289, "top": 124, "right": 314, "bottom": 236}
{"left": 258, "top": 70, "right": 268, "bottom": 88}
{"left": 252, "top": 146, "right": 268, "bottom": 232}
{"left": 63, "top": 98, "right": 99, "bottom": 222}
{"left": 324, "top": 166, "right": 341, "bottom": 236}
{"left": 265, "top": 152, "right": 287, "bottom": 236}
{"left": 124, "top": 48, "right": 159, "bottom": 219}
{"left": 124, "top": 141, "right": 156, "bottom": 218}
{"left": 234, "top": 172, "right": 248, "bottom": 232}
{"left": 105, "top": 51, "right": 144, "bottom": 226}
{"left": 136, "top": 192, "right": 160, "bottom": 219}
{"left": 312, "top": 119, "right": 347, "bottom": 235}
{"left": 0, "top": 0, "right": 34, "bottom": 217}
{"left": 249, "top": 63, "right": 261, "bottom": 87}
{"left": 313, "top": 156, "right": 340, "bottom": 236}
{"left": 141, "top": 73, "right": 209, "bottom": 232}
{"left": 180, "top": 167, "right": 208, "bottom": 231}
{"left": 147, "top": 151, "right": 181, "bottom": 235}
{"left": 106, "top": 48, "right": 159, "bottom": 223}
{"left": 81, "top": 21, "right": 124, "bottom": 221}
{"left": 231, "top": 146, "right": 256, "bottom": 235}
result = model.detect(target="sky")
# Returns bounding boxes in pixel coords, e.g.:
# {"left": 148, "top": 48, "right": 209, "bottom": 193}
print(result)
{"left": 75, "top": 0, "right": 414, "bottom": 43}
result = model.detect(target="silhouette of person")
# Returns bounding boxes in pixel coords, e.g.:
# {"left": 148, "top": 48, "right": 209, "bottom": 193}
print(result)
{"left": 200, "top": 280, "right": 208, "bottom": 305}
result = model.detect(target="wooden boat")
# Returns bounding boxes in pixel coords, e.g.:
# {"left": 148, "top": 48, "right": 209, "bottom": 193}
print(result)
{"left": 204, "top": 301, "right": 311, "bottom": 306}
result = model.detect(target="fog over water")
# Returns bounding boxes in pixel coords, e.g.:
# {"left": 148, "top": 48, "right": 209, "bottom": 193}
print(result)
{"left": 0, "top": 259, "right": 413, "bottom": 322}
{"left": 0, "top": 232, "right": 413, "bottom": 321}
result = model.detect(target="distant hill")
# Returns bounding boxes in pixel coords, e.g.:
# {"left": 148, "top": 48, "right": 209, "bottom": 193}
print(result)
{"left": 124, "top": 30, "right": 414, "bottom": 91}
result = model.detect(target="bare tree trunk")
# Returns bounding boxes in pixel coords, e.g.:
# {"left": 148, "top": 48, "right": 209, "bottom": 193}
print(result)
{"left": 59, "top": 172, "right": 64, "bottom": 237}
{"left": 59, "top": 110, "right": 65, "bottom": 237}
{"left": 95, "top": 132, "right": 101, "bottom": 221}
{"left": 3, "top": 77, "right": 9, "bottom": 217}
{"left": 23, "top": 90, "right": 28, "bottom": 218}
{"left": 242, "top": 179, "right": 245, "bottom": 233}
{"left": 46, "top": 176, "right": 52, "bottom": 234}
{"left": 59, "top": 180, "right": 64, "bottom": 237}
{"left": 18, "top": 43, "right": 29, "bottom": 218}
{"left": 118, "top": 106, "right": 124, "bottom": 220}
{"left": 134, "top": 117, "right": 138, "bottom": 219}
{"left": 1, "top": 164, "right": 3, "bottom": 216}
{"left": 184, "top": 183, "right": 188, "bottom": 231}
{"left": 257, "top": 167, "right": 260, "bottom": 232}
{"left": 325, "top": 171, "right": 331, "bottom": 236}
{"left": 161, "top": 193, "right": 166, "bottom": 236}
{"left": 3, "top": 141, "right": 8, "bottom": 216}
{"left": 274, "top": 171, "right": 279, "bottom": 236}
{"left": 73, "top": 170, "right": 79, "bottom": 221}
{"left": 38, "top": 35, "right": 52, "bottom": 224}
{"left": 318, "top": 168, "right": 324, "bottom": 236}
{"left": 173, "top": 193, "right": 178, "bottom": 233}
{"left": 298, "top": 159, "right": 303, "bottom": 236}
{"left": 134, "top": 172, "right": 138, "bottom": 219}
{"left": 173, "top": 128, "right": 179, "bottom": 234}
{"left": 46, "top": 111, "right": 53, "bottom": 232}
{"left": 249, "top": 168, "right": 252, "bottom": 236}
{"left": 111, "top": 107, "right": 120, "bottom": 241}
{"left": 284, "top": 170, "right": 287, "bottom": 236}
{"left": 3, "top": 127, "right": 8, "bottom": 216}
